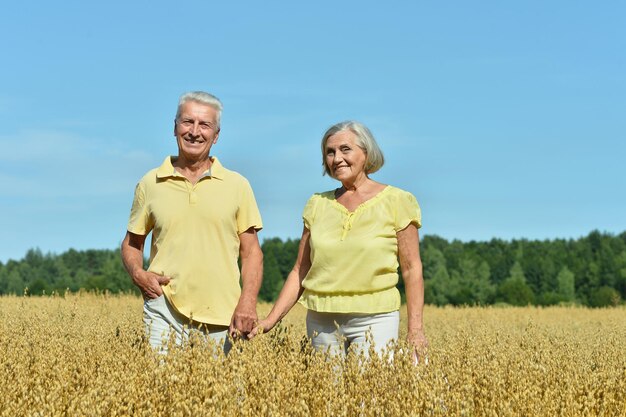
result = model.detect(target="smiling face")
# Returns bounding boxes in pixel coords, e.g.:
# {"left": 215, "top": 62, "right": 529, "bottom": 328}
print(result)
{"left": 173, "top": 101, "right": 220, "bottom": 163}
{"left": 324, "top": 129, "right": 368, "bottom": 184}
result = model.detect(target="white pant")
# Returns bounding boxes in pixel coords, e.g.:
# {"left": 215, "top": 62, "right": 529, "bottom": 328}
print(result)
{"left": 306, "top": 310, "right": 399, "bottom": 357}
{"left": 143, "top": 295, "right": 231, "bottom": 354}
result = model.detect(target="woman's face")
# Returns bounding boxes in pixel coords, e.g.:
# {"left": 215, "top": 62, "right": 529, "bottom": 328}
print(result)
{"left": 325, "top": 130, "right": 368, "bottom": 183}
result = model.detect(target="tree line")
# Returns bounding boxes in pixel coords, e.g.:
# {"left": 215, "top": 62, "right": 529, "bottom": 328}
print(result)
{"left": 1, "top": 230, "right": 624, "bottom": 307}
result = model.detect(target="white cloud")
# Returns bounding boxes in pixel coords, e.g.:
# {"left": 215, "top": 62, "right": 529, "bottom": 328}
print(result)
{"left": 0, "top": 129, "right": 157, "bottom": 198}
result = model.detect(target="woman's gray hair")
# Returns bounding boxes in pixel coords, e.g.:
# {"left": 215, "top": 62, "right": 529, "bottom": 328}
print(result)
{"left": 175, "top": 91, "right": 223, "bottom": 127}
{"left": 321, "top": 121, "right": 385, "bottom": 177}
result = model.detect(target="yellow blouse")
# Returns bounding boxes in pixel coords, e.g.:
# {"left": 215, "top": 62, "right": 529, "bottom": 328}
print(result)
{"left": 299, "top": 185, "right": 421, "bottom": 314}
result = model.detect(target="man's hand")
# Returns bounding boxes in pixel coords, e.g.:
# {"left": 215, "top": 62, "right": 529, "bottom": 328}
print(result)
{"left": 229, "top": 297, "right": 258, "bottom": 339}
{"left": 231, "top": 227, "right": 262, "bottom": 339}
{"left": 132, "top": 270, "right": 171, "bottom": 299}
{"left": 121, "top": 232, "right": 170, "bottom": 299}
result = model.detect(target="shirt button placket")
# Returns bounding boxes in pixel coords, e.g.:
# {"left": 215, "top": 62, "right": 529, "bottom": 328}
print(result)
{"left": 189, "top": 184, "right": 198, "bottom": 205}
{"left": 341, "top": 212, "right": 354, "bottom": 241}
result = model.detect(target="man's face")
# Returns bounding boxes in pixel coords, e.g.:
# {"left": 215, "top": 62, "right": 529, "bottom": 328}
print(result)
{"left": 174, "top": 101, "right": 220, "bottom": 162}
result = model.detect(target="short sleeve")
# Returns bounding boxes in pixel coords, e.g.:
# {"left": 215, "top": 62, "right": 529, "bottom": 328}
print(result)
{"left": 394, "top": 191, "right": 422, "bottom": 231}
{"left": 302, "top": 194, "right": 319, "bottom": 229}
{"left": 237, "top": 178, "right": 263, "bottom": 234}
{"left": 127, "top": 182, "right": 152, "bottom": 235}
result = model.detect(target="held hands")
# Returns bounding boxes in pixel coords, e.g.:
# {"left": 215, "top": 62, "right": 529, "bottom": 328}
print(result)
{"left": 246, "top": 317, "right": 278, "bottom": 339}
{"left": 132, "top": 270, "right": 170, "bottom": 299}
{"left": 229, "top": 298, "right": 258, "bottom": 340}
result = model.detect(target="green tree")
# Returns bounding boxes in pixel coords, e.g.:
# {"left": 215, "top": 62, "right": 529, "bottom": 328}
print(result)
{"left": 28, "top": 278, "right": 50, "bottom": 295}
{"left": 481, "top": 238, "right": 514, "bottom": 285}
{"left": 497, "top": 262, "right": 534, "bottom": 305}
{"left": 6, "top": 269, "right": 25, "bottom": 295}
{"left": 588, "top": 286, "right": 621, "bottom": 307}
{"left": 274, "top": 238, "right": 299, "bottom": 278}
{"left": 0, "top": 264, "right": 6, "bottom": 294}
{"left": 556, "top": 266, "right": 576, "bottom": 302}
{"left": 100, "top": 251, "right": 135, "bottom": 293}
{"left": 260, "top": 241, "right": 284, "bottom": 302}
{"left": 447, "top": 258, "right": 494, "bottom": 305}
{"left": 422, "top": 246, "right": 451, "bottom": 306}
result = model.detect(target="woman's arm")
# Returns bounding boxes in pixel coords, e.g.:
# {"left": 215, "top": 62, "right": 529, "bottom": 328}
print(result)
{"left": 248, "top": 226, "right": 312, "bottom": 338}
{"left": 397, "top": 223, "right": 428, "bottom": 357}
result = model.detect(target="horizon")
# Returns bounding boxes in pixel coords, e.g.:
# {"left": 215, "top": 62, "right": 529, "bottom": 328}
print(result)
{"left": 5, "top": 228, "right": 624, "bottom": 264}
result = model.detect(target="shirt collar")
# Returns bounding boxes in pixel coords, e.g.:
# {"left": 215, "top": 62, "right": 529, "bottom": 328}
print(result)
{"left": 155, "top": 156, "right": 225, "bottom": 180}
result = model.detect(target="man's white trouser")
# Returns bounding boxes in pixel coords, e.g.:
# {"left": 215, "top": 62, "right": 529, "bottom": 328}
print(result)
{"left": 143, "top": 295, "right": 231, "bottom": 354}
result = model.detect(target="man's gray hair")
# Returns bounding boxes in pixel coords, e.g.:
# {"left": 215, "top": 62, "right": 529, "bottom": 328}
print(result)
{"left": 320, "top": 121, "right": 385, "bottom": 177}
{"left": 176, "top": 91, "right": 223, "bottom": 127}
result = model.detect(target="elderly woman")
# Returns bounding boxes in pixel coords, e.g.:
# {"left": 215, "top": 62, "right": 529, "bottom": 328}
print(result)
{"left": 250, "top": 121, "right": 427, "bottom": 358}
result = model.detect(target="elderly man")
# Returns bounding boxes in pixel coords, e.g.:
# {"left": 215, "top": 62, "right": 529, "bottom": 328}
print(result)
{"left": 121, "top": 91, "right": 263, "bottom": 353}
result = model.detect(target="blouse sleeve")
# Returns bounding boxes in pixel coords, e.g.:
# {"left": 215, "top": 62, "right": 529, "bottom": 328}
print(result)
{"left": 394, "top": 190, "right": 422, "bottom": 231}
{"left": 302, "top": 194, "right": 319, "bottom": 229}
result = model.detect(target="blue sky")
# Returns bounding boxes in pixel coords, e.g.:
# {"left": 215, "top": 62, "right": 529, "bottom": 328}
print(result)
{"left": 1, "top": 1, "right": 624, "bottom": 263}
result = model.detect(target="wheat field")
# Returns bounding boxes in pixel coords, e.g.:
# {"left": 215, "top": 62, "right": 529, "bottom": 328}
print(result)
{"left": 0, "top": 294, "right": 624, "bottom": 416}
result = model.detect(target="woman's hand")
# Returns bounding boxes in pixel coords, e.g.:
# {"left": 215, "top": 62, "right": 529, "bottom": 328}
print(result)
{"left": 408, "top": 329, "right": 429, "bottom": 364}
{"left": 247, "top": 317, "right": 278, "bottom": 339}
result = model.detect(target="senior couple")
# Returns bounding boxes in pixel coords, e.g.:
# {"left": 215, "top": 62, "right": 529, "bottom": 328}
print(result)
{"left": 121, "top": 91, "right": 428, "bottom": 359}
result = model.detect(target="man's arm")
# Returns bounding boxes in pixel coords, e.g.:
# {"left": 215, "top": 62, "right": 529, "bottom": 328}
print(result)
{"left": 229, "top": 227, "right": 263, "bottom": 337}
{"left": 121, "top": 231, "right": 170, "bottom": 299}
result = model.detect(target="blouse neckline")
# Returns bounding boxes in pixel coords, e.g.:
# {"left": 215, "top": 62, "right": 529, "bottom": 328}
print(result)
{"left": 329, "top": 185, "right": 391, "bottom": 214}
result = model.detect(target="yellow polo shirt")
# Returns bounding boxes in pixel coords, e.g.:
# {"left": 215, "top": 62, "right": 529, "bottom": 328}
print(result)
{"left": 299, "top": 186, "right": 421, "bottom": 314}
{"left": 127, "top": 156, "right": 262, "bottom": 325}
